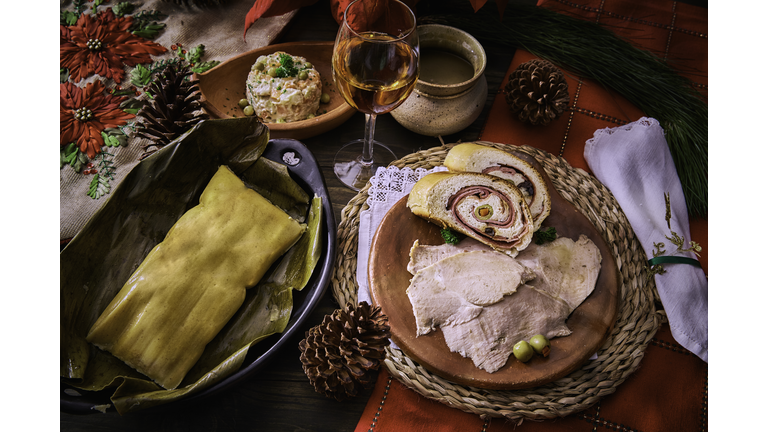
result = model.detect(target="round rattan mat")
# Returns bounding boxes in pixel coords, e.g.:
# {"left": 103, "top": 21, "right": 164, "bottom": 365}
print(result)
{"left": 331, "top": 141, "right": 662, "bottom": 421}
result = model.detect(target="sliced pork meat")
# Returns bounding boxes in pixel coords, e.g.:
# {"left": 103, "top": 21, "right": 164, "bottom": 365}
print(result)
{"left": 406, "top": 249, "right": 535, "bottom": 336}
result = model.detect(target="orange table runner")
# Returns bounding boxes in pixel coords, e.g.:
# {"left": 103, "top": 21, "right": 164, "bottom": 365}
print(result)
{"left": 355, "top": 0, "right": 707, "bottom": 430}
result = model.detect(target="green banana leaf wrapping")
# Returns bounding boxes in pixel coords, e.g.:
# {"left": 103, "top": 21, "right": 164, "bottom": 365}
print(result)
{"left": 60, "top": 117, "right": 323, "bottom": 414}
{"left": 244, "top": 157, "right": 311, "bottom": 223}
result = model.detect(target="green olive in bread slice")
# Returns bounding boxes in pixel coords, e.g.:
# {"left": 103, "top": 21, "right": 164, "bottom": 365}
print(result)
{"left": 407, "top": 171, "right": 535, "bottom": 257}
{"left": 444, "top": 143, "right": 551, "bottom": 230}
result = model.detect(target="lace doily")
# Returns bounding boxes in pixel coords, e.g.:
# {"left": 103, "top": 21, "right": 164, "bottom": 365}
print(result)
{"left": 356, "top": 166, "right": 447, "bottom": 307}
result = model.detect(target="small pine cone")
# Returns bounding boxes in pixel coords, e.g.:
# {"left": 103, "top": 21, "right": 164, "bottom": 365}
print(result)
{"left": 504, "top": 59, "right": 569, "bottom": 126}
{"left": 299, "top": 302, "right": 391, "bottom": 401}
{"left": 135, "top": 62, "right": 209, "bottom": 160}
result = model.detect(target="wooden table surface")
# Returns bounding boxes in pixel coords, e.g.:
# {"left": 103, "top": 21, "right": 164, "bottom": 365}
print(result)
{"left": 59, "top": 0, "right": 706, "bottom": 430}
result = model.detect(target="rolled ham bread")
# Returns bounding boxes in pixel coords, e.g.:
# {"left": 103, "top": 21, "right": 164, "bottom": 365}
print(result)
{"left": 444, "top": 143, "right": 551, "bottom": 230}
{"left": 407, "top": 171, "right": 534, "bottom": 257}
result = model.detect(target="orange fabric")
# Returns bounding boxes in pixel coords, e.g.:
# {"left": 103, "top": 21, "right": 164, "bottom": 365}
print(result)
{"left": 357, "top": 324, "right": 707, "bottom": 432}
{"left": 355, "top": 0, "right": 707, "bottom": 430}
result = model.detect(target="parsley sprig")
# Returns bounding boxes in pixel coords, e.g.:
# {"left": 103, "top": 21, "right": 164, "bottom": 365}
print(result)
{"left": 532, "top": 227, "right": 557, "bottom": 245}
{"left": 274, "top": 53, "right": 298, "bottom": 78}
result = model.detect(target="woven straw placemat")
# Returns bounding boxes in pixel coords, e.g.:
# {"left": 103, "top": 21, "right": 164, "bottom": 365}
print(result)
{"left": 331, "top": 141, "right": 662, "bottom": 421}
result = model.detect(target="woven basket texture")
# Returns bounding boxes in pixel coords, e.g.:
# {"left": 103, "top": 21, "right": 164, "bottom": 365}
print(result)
{"left": 331, "top": 141, "right": 662, "bottom": 421}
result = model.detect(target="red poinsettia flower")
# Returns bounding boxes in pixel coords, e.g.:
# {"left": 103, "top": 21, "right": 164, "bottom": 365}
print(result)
{"left": 61, "top": 9, "right": 167, "bottom": 84}
{"left": 60, "top": 80, "right": 135, "bottom": 158}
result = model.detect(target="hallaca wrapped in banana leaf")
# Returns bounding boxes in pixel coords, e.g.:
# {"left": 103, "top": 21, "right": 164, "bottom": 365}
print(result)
{"left": 61, "top": 118, "right": 328, "bottom": 414}
{"left": 86, "top": 166, "right": 306, "bottom": 390}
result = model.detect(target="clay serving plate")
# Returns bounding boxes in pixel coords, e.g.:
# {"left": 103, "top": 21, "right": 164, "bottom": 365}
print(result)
{"left": 195, "top": 41, "right": 356, "bottom": 140}
{"left": 368, "top": 152, "right": 620, "bottom": 390}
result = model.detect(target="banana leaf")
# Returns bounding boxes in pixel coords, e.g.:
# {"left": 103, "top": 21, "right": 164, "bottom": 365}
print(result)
{"left": 60, "top": 117, "right": 324, "bottom": 414}
{"left": 263, "top": 196, "right": 323, "bottom": 291}
{"left": 244, "top": 157, "right": 311, "bottom": 222}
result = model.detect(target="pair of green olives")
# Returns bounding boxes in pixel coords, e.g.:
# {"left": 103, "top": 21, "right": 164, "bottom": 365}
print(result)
{"left": 512, "top": 334, "right": 551, "bottom": 363}
{"left": 238, "top": 99, "right": 255, "bottom": 116}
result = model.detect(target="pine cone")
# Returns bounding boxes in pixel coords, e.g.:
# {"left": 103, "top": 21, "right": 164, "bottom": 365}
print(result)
{"left": 504, "top": 59, "right": 569, "bottom": 126}
{"left": 299, "top": 302, "right": 391, "bottom": 401}
{"left": 135, "top": 62, "right": 208, "bottom": 160}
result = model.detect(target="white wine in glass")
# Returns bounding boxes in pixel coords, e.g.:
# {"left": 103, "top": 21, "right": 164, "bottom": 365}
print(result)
{"left": 332, "top": 0, "right": 419, "bottom": 190}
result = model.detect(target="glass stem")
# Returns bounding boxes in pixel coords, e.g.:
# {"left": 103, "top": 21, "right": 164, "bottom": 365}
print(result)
{"left": 361, "top": 113, "right": 377, "bottom": 165}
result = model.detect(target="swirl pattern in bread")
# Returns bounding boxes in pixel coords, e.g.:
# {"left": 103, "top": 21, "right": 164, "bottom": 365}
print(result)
{"left": 407, "top": 171, "right": 534, "bottom": 257}
{"left": 444, "top": 143, "right": 551, "bottom": 230}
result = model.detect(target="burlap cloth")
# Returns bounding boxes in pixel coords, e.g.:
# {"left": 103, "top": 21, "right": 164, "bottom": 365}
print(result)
{"left": 60, "top": 0, "right": 296, "bottom": 240}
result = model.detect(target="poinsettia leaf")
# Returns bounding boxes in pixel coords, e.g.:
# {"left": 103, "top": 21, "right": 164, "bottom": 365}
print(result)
{"left": 130, "top": 64, "right": 152, "bottom": 88}
{"left": 120, "top": 97, "right": 144, "bottom": 112}
{"left": 467, "top": 0, "right": 488, "bottom": 12}
{"left": 496, "top": 0, "right": 507, "bottom": 18}
{"left": 190, "top": 61, "right": 221, "bottom": 74}
{"left": 61, "top": 143, "right": 89, "bottom": 172}
{"left": 76, "top": 152, "right": 90, "bottom": 171}
{"left": 91, "top": 0, "right": 106, "bottom": 15}
{"left": 130, "top": 10, "right": 168, "bottom": 27}
{"left": 132, "top": 23, "right": 166, "bottom": 39}
{"left": 244, "top": 0, "right": 319, "bottom": 39}
{"left": 101, "top": 128, "right": 129, "bottom": 148}
{"left": 101, "top": 131, "right": 119, "bottom": 148}
{"left": 129, "top": 10, "right": 168, "bottom": 39}
{"left": 185, "top": 45, "right": 206, "bottom": 64}
{"left": 61, "top": 143, "right": 77, "bottom": 169}
{"left": 87, "top": 174, "right": 111, "bottom": 199}
{"left": 113, "top": 2, "right": 135, "bottom": 17}
{"left": 328, "top": 0, "right": 421, "bottom": 26}
{"left": 61, "top": 10, "right": 79, "bottom": 26}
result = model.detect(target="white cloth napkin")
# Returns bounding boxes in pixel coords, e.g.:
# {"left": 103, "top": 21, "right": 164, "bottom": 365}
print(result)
{"left": 584, "top": 117, "right": 707, "bottom": 362}
{"left": 356, "top": 165, "right": 448, "bottom": 308}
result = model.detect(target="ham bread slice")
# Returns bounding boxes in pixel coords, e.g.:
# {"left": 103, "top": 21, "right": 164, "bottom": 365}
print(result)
{"left": 444, "top": 143, "right": 551, "bottom": 230}
{"left": 407, "top": 172, "right": 535, "bottom": 257}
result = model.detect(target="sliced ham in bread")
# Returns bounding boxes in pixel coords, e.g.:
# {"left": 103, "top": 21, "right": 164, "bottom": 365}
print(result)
{"left": 407, "top": 171, "right": 535, "bottom": 257}
{"left": 444, "top": 143, "right": 551, "bottom": 230}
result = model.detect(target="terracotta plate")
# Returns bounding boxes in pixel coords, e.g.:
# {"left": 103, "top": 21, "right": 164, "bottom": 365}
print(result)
{"left": 195, "top": 41, "right": 356, "bottom": 140}
{"left": 368, "top": 154, "right": 620, "bottom": 390}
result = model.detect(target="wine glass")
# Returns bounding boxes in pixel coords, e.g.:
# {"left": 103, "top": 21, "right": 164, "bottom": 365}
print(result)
{"left": 332, "top": 0, "right": 420, "bottom": 191}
